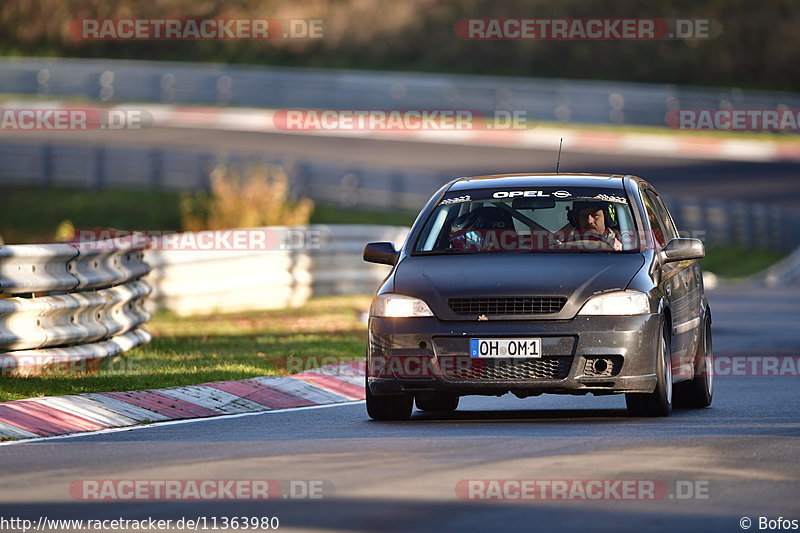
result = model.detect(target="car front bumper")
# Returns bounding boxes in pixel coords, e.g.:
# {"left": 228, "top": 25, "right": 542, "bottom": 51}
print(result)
{"left": 367, "top": 314, "right": 662, "bottom": 397}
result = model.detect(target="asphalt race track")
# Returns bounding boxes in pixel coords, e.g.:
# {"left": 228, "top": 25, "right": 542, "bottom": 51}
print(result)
{"left": 2, "top": 126, "right": 800, "bottom": 207}
{"left": 0, "top": 284, "right": 798, "bottom": 532}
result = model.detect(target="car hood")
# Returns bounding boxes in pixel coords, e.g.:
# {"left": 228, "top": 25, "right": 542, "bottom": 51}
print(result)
{"left": 392, "top": 252, "right": 646, "bottom": 320}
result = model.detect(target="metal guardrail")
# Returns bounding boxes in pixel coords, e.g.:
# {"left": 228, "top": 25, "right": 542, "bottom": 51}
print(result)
{"left": 661, "top": 195, "right": 800, "bottom": 252}
{"left": 144, "top": 225, "right": 409, "bottom": 316}
{"left": 0, "top": 140, "right": 439, "bottom": 210}
{"left": 2, "top": 57, "right": 800, "bottom": 126}
{"left": 0, "top": 241, "right": 151, "bottom": 294}
{"left": 0, "top": 239, "right": 152, "bottom": 375}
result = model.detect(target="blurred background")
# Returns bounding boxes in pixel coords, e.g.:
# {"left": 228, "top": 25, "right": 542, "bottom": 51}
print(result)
{"left": 3, "top": 0, "right": 799, "bottom": 89}
{"left": 1, "top": 0, "right": 799, "bottom": 310}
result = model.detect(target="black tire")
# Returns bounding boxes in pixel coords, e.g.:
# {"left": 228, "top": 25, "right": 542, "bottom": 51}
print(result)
{"left": 674, "top": 314, "right": 713, "bottom": 408}
{"left": 626, "top": 323, "right": 673, "bottom": 417}
{"left": 366, "top": 384, "right": 413, "bottom": 421}
{"left": 415, "top": 392, "right": 459, "bottom": 413}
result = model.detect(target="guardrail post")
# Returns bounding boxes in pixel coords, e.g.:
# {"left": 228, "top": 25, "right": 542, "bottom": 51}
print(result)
{"left": 751, "top": 203, "right": 769, "bottom": 250}
{"left": 769, "top": 208, "right": 784, "bottom": 251}
{"left": 89, "top": 145, "right": 106, "bottom": 190}
{"left": 704, "top": 199, "right": 728, "bottom": 249}
{"left": 287, "top": 160, "right": 311, "bottom": 199}
{"left": 217, "top": 75, "right": 233, "bottom": 105}
{"left": 676, "top": 198, "right": 704, "bottom": 241}
{"left": 790, "top": 213, "right": 800, "bottom": 250}
{"left": 391, "top": 172, "right": 404, "bottom": 205}
{"left": 37, "top": 143, "right": 53, "bottom": 187}
{"left": 149, "top": 149, "right": 162, "bottom": 189}
{"left": 36, "top": 68, "right": 50, "bottom": 96}
{"left": 730, "top": 201, "right": 751, "bottom": 249}
{"left": 195, "top": 152, "right": 213, "bottom": 190}
{"left": 340, "top": 171, "right": 360, "bottom": 207}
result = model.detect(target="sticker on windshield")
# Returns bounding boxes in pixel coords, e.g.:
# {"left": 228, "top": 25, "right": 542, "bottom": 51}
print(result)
{"left": 594, "top": 193, "right": 627, "bottom": 204}
{"left": 491, "top": 190, "right": 573, "bottom": 199}
{"left": 440, "top": 194, "right": 471, "bottom": 205}
{"left": 492, "top": 190, "right": 551, "bottom": 198}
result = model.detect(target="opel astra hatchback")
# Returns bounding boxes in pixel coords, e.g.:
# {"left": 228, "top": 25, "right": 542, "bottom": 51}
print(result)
{"left": 363, "top": 174, "right": 713, "bottom": 420}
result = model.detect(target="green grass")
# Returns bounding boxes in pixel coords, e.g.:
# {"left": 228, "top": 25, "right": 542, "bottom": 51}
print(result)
{"left": 0, "top": 186, "right": 414, "bottom": 244}
{"left": 701, "top": 247, "right": 787, "bottom": 278}
{"left": 0, "top": 295, "right": 370, "bottom": 402}
{"left": 1, "top": 187, "right": 183, "bottom": 244}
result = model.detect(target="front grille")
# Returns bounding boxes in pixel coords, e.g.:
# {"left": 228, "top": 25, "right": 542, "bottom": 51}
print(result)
{"left": 441, "top": 356, "right": 572, "bottom": 381}
{"left": 448, "top": 297, "right": 566, "bottom": 316}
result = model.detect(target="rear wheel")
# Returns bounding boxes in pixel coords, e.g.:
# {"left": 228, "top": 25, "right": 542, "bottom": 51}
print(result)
{"left": 626, "top": 323, "right": 673, "bottom": 417}
{"left": 366, "top": 383, "right": 413, "bottom": 421}
{"left": 415, "top": 392, "right": 459, "bottom": 413}
{"left": 674, "top": 313, "right": 713, "bottom": 408}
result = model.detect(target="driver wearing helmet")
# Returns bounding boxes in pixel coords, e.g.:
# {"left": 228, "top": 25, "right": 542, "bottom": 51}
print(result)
{"left": 567, "top": 201, "right": 623, "bottom": 251}
{"left": 449, "top": 206, "right": 516, "bottom": 251}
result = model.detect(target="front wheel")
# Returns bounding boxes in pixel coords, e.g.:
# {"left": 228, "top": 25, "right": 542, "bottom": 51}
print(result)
{"left": 366, "top": 383, "right": 413, "bottom": 421}
{"left": 626, "top": 323, "right": 673, "bottom": 417}
{"left": 674, "top": 313, "right": 713, "bottom": 408}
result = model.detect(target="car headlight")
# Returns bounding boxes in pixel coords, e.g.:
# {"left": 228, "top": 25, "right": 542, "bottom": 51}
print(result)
{"left": 372, "top": 294, "right": 434, "bottom": 318}
{"left": 577, "top": 290, "right": 650, "bottom": 316}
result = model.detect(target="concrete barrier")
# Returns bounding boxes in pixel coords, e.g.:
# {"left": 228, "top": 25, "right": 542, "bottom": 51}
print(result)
{"left": 144, "top": 225, "right": 409, "bottom": 316}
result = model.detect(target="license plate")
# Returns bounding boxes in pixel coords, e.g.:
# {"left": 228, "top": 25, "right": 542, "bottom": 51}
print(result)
{"left": 470, "top": 338, "right": 541, "bottom": 358}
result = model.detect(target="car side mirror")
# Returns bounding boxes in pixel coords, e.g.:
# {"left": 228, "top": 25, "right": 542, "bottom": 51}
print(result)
{"left": 660, "top": 238, "right": 705, "bottom": 263}
{"left": 363, "top": 242, "right": 400, "bottom": 266}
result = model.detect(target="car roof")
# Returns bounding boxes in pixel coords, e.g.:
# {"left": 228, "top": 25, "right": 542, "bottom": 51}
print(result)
{"left": 447, "top": 173, "right": 642, "bottom": 192}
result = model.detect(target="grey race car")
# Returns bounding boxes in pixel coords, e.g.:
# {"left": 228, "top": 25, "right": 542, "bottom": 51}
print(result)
{"left": 363, "top": 173, "right": 713, "bottom": 420}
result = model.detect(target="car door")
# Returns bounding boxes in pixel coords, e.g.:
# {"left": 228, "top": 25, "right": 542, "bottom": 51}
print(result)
{"left": 642, "top": 189, "right": 695, "bottom": 376}
{"left": 650, "top": 191, "right": 704, "bottom": 371}
{"left": 641, "top": 188, "right": 692, "bottom": 376}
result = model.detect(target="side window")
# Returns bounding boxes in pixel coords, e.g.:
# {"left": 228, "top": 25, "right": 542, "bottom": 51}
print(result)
{"left": 641, "top": 190, "right": 667, "bottom": 248}
{"left": 648, "top": 192, "right": 679, "bottom": 241}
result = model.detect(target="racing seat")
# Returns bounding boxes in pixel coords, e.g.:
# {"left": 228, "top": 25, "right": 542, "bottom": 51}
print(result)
{"left": 449, "top": 206, "right": 517, "bottom": 251}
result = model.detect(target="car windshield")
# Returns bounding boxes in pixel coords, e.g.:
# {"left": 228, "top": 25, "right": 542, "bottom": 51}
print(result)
{"left": 414, "top": 186, "right": 640, "bottom": 253}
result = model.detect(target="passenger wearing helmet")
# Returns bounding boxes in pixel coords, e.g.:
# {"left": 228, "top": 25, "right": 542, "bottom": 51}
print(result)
{"left": 566, "top": 201, "right": 623, "bottom": 251}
